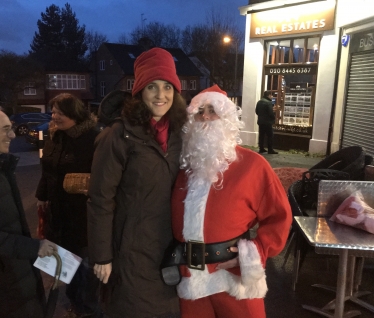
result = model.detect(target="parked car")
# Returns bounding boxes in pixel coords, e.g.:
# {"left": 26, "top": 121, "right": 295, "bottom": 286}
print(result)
{"left": 25, "top": 121, "right": 50, "bottom": 146}
{"left": 10, "top": 112, "right": 52, "bottom": 136}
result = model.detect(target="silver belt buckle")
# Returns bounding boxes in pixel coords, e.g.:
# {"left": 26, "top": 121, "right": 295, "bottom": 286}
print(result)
{"left": 186, "top": 240, "right": 205, "bottom": 271}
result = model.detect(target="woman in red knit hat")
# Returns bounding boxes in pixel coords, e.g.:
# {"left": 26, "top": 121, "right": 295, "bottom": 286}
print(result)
{"left": 87, "top": 47, "right": 187, "bottom": 317}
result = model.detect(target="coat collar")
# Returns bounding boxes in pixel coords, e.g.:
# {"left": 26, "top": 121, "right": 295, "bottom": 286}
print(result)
{"left": 121, "top": 117, "right": 180, "bottom": 157}
{"left": 0, "top": 153, "right": 19, "bottom": 172}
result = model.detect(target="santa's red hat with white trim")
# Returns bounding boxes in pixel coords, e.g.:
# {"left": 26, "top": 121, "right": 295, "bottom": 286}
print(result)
{"left": 187, "top": 84, "right": 238, "bottom": 119}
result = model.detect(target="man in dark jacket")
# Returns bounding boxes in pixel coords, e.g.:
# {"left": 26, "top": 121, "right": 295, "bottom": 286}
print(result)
{"left": 0, "top": 110, "right": 57, "bottom": 318}
{"left": 255, "top": 91, "right": 278, "bottom": 154}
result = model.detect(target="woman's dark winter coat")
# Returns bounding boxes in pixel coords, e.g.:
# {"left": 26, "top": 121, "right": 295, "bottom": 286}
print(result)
{"left": 0, "top": 154, "right": 46, "bottom": 318}
{"left": 87, "top": 118, "right": 181, "bottom": 318}
{"left": 36, "top": 120, "right": 99, "bottom": 255}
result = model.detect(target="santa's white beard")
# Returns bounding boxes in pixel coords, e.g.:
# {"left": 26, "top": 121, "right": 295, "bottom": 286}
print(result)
{"left": 180, "top": 120, "right": 238, "bottom": 188}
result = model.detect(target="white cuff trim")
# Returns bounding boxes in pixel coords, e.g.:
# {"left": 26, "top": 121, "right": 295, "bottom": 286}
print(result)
{"left": 238, "top": 239, "right": 267, "bottom": 295}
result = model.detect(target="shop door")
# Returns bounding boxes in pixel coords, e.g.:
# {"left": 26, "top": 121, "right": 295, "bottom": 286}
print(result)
{"left": 341, "top": 51, "right": 374, "bottom": 157}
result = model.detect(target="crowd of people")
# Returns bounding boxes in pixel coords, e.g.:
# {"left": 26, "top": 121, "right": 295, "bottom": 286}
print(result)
{"left": 1, "top": 47, "right": 291, "bottom": 318}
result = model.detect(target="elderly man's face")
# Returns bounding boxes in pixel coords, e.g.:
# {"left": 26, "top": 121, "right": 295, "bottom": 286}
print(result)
{"left": 0, "top": 111, "right": 15, "bottom": 154}
{"left": 194, "top": 104, "right": 220, "bottom": 122}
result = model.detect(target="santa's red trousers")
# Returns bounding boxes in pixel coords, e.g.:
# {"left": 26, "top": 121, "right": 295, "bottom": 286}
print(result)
{"left": 179, "top": 292, "right": 266, "bottom": 318}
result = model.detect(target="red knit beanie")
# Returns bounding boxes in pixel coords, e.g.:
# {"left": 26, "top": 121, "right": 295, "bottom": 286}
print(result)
{"left": 132, "top": 48, "right": 181, "bottom": 96}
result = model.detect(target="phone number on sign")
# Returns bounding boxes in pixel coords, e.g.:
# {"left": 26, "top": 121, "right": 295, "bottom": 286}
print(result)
{"left": 268, "top": 67, "right": 312, "bottom": 74}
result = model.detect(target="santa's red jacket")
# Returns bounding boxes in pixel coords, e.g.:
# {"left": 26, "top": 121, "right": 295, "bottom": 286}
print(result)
{"left": 171, "top": 146, "right": 292, "bottom": 300}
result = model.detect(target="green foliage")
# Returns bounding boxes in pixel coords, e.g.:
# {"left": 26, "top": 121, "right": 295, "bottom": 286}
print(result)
{"left": 30, "top": 3, "right": 87, "bottom": 62}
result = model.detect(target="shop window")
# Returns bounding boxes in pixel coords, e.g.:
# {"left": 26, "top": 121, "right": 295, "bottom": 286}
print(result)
{"left": 267, "top": 40, "right": 291, "bottom": 64}
{"left": 263, "top": 35, "right": 320, "bottom": 132}
{"left": 292, "top": 38, "right": 305, "bottom": 63}
{"left": 306, "top": 37, "right": 320, "bottom": 63}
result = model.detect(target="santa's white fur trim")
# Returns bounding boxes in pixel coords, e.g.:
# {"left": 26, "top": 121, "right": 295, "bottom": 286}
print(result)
{"left": 183, "top": 180, "right": 211, "bottom": 240}
{"left": 177, "top": 238, "right": 267, "bottom": 300}
{"left": 187, "top": 91, "right": 241, "bottom": 120}
{"left": 177, "top": 265, "right": 267, "bottom": 300}
{"left": 238, "top": 239, "right": 267, "bottom": 289}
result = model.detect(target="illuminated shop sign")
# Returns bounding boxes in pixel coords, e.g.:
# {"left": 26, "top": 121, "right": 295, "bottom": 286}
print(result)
{"left": 250, "top": 2, "right": 335, "bottom": 38}
{"left": 349, "top": 30, "right": 374, "bottom": 53}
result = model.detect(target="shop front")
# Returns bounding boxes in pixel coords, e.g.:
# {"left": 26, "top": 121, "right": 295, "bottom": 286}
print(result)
{"left": 239, "top": 0, "right": 374, "bottom": 154}
{"left": 239, "top": 0, "right": 338, "bottom": 153}
{"left": 332, "top": 27, "right": 374, "bottom": 157}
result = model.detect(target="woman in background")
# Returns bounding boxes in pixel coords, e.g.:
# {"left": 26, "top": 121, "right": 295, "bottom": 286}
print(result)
{"left": 36, "top": 93, "right": 100, "bottom": 317}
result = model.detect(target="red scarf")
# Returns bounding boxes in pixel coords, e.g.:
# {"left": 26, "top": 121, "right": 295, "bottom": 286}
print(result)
{"left": 150, "top": 116, "right": 170, "bottom": 152}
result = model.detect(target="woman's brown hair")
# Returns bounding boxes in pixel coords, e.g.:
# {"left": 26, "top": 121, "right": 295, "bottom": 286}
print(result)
{"left": 49, "top": 93, "right": 90, "bottom": 125}
{"left": 122, "top": 91, "right": 187, "bottom": 133}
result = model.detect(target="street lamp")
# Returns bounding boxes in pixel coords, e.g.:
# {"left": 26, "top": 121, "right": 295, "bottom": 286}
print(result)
{"left": 223, "top": 36, "right": 238, "bottom": 103}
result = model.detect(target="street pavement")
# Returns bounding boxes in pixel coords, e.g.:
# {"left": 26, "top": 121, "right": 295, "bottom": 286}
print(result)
{"left": 12, "top": 137, "right": 374, "bottom": 318}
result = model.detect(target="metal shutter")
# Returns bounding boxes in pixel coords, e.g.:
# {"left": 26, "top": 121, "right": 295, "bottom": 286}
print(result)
{"left": 341, "top": 51, "right": 374, "bottom": 157}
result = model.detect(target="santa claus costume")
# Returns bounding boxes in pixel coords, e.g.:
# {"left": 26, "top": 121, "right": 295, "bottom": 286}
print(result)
{"left": 170, "top": 85, "right": 292, "bottom": 318}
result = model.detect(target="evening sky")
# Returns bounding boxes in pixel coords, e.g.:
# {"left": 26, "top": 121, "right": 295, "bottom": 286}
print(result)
{"left": 0, "top": 0, "right": 246, "bottom": 55}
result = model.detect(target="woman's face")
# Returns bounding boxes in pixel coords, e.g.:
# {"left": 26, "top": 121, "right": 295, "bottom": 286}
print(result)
{"left": 141, "top": 80, "right": 174, "bottom": 122}
{"left": 52, "top": 105, "right": 76, "bottom": 130}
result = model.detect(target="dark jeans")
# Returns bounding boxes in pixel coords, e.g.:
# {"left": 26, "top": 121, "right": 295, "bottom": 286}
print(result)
{"left": 258, "top": 124, "right": 274, "bottom": 151}
{"left": 66, "top": 257, "right": 101, "bottom": 315}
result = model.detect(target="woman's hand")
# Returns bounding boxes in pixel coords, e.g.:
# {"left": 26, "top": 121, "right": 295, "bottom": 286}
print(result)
{"left": 215, "top": 247, "right": 239, "bottom": 270}
{"left": 94, "top": 263, "right": 112, "bottom": 284}
{"left": 38, "top": 239, "right": 57, "bottom": 258}
{"left": 37, "top": 200, "right": 49, "bottom": 212}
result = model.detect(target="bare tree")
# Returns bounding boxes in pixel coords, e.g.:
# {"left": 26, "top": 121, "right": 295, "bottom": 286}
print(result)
{"left": 85, "top": 30, "right": 108, "bottom": 59}
{"left": 129, "top": 22, "right": 181, "bottom": 48}
{"left": 118, "top": 33, "right": 129, "bottom": 44}
{"left": 163, "top": 24, "right": 181, "bottom": 48}
{"left": 181, "top": 8, "right": 244, "bottom": 91}
{"left": 129, "top": 26, "right": 144, "bottom": 45}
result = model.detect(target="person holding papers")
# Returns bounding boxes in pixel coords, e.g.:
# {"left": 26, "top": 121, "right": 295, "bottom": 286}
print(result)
{"left": 0, "top": 110, "right": 57, "bottom": 318}
{"left": 35, "top": 94, "right": 101, "bottom": 317}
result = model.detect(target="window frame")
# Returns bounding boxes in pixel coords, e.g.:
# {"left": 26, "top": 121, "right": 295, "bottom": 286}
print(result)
{"left": 189, "top": 80, "right": 197, "bottom": 91}
{"left": 100, "top": 81, "right": 106, "bottom": 97}
{"left": 127, "top": 79, "right": 135, "bottom": 91}
{"left": 47, "top": 74, "right": 86, "bottom": 90}
{"left": 262, "top": 35, "right": 321, "bottom": 129}
{"left": 180, "top": 80, "right": 188, "bottom": 91}
{"left": 24, "top": 82, "right": 36, "bottom": 95}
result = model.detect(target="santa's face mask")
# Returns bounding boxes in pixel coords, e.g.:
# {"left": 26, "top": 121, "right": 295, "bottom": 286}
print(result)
{"left": 194, "top": 104, "right": 220, "bottom": 122}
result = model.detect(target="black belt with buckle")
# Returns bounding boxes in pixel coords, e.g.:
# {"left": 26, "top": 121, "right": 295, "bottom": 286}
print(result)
{"left": 160, "top": 232, "right": 249, "bottom": 286}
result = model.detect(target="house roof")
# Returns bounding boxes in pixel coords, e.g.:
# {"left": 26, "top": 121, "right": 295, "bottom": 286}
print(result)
{"left": 29, "top": 51, "right": 90, "bottom": 73}
{"left": 102, "top": 43, "right": 202, "bottom": 77}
